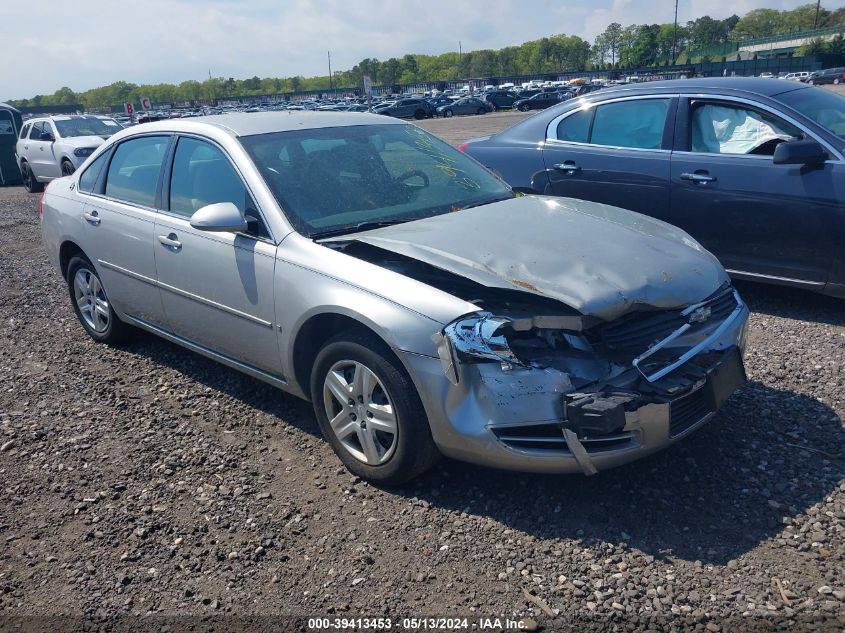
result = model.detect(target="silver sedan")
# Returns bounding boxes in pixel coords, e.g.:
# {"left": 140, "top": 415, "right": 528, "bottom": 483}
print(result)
{"left": 41, "top": 112, "right": 748, "bottom": 484}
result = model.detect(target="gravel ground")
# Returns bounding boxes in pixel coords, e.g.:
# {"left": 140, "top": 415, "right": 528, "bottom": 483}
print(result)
{"left": 0, "top": 111, "right": 844, "bottom": 632}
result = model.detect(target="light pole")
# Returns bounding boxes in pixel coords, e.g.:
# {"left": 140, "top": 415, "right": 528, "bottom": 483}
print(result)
{"left": 672, "top": 0, "right": 679, "bottom": 64}
{"left": 327, "top": 51, "right": 333, "bottom": 94}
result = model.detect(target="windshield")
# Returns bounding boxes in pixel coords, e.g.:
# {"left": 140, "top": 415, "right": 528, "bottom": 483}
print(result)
{"left": 54, "top": 117, "right": 121, "bottom": 138}
{"left": 779, "top": 88, "right": 845, "bottom": 141}
{"left": 241, "top": 123, "right": 513, "bottom": 237}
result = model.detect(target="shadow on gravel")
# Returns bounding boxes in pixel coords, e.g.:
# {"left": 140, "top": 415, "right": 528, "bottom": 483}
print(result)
{"left": 733, "top": 280, "right": 845, "bottom": 326}
{"left": 119, "top": 333, "right": 319, "bottom": 435}
{"left": 401, "top": 379, "right": 844, "bottom": 566}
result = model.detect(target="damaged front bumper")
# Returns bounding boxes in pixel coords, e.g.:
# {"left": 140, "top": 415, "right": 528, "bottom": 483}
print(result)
{"left": 405, "top": 291, "right": 749, "bottom": 475}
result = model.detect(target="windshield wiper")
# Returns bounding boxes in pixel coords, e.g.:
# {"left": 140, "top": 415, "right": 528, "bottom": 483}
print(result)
{"left": 454, "top": 194, "right": 515, "bottom": 211}
{"left": 311, "top": 219, "right": 408, "bottom": 240}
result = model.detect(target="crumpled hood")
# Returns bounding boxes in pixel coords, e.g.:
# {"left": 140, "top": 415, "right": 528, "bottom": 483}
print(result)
{"left": 340, "top": 196, "right": 729, "bottom": 322}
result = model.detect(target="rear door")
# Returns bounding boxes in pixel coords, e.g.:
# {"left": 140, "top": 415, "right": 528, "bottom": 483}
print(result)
{"left": 26, "top": 122, "right": 51, "bottom": 179}
{"left": 669, "top": 96, "right": 841, "bottom": 285}
{"left": 81, "top": 134, "right": 171, "bottom": 326}
{"left": 542, "top": 95, "right": 675, "bottom": 219}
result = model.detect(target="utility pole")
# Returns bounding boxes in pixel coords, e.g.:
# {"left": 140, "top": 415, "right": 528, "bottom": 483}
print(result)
{"left": 672, "top": 0, "right": 679, "bottom": 64}
{"left": 327, "top": 51, "right": 333, "bottom": 94}
{"left": 459, "top": 41, "right": 462, "bottom": 67}
{"left": 813, "top": 0, "right": 821, "bottom": 29}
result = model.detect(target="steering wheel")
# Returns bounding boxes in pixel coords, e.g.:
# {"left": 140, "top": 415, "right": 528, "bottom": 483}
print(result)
{"left": 395, "top": 169, "right": 430, "bottom": 187}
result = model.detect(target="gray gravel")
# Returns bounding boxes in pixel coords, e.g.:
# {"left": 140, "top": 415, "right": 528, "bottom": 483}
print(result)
{"left": 1, "top": 138, "right": 844, "bottom": 631}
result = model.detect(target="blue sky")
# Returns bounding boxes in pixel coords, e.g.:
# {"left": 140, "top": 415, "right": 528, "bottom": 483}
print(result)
{"left": 1, "top": 0, "right": 815, "bottom": 100}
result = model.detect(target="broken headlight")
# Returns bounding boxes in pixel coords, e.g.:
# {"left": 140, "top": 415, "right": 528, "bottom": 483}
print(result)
{"left": 440, "top": 313, "right": 521, "bottom": 365}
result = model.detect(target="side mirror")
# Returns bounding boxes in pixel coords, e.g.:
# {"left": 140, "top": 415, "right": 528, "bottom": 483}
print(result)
{"left": 40, "top": 132, "right": 54, "bottom": 142}
{"left": 189, "top": 202, "right": 248, "bottom": 233}
{"left": 773, "top": 139, "right": 827, "bottom": 166}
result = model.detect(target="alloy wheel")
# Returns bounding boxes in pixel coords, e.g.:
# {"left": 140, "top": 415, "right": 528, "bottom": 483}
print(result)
{"left": 322, "top": 360, "right": 397, "bottom": 465}
{"left": 73, "top": 268, "right": 110, "bottom": 333}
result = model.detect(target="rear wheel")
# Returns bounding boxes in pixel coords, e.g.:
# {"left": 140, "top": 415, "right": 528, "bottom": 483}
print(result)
{"left": 21, "top": 162, "right": 43, "bottom": 193}
{"left": 61, "top": 159, "right": 75, "bottom": 177}
{"left": 66, "top": 255, "right": 130, "bottom": 344}
{"left": 311, "top": 331, "right": 439, "bottom": 486}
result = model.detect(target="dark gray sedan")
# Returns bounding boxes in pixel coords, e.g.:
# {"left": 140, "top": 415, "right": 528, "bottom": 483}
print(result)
{"left": 462, "top": 78, "right": 845, "bottom": 298}
{"left": 436, "top": 97, "right": 493, "bottom": 117}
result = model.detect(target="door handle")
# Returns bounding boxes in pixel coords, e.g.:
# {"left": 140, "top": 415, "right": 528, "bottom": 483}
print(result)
{"left": 680, "top": 172, "right": 716, "bottom": 184}
{"left": 158, "top": 233, "right": 182, "bottom": 250}
{"left": 553, "top": 162, "right": 581, "bottom": 173}
{"left": 82, "top": 210, "right": 100, "bottom": 225}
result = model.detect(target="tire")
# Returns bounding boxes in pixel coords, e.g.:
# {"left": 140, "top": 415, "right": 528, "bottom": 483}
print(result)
{"left": 443, "top": 109, "right": 453, "bottom": 118}
{"left": 835, "top": 78, "right": 841, "bottom": 85}
{"left": 66, "top": 255, "right": 130, "bottom": 344}
{"left": 518, "top": 104, "right": 530, "bottom": 112}
{"left": 61, "top": 159, "right": 75, "bottom": 177}
{"left": 808, "top": 79, "right": 815, "bottom": 85}
{"left": 414, "top": 109, "right": 425, "bottom": 120}
{"left": 477, "top": 108, "right": 486, "bottom": 115}
{"left": 311, "top": 331, "right": 440, "bottom": 486}
{"left": 21, "top": 162, "right": 43, "bottom": 193}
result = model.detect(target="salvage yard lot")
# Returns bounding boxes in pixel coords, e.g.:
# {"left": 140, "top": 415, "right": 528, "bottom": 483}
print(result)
{"left": 0, "top": 112, "right": 843, "bottom": 630}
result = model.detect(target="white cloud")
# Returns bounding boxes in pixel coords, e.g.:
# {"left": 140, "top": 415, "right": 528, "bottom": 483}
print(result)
{"left": 0, "top": 0, "right": 814, "bottom": 100}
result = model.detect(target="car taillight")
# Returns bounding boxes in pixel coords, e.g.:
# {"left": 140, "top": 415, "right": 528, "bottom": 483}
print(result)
{"left": 38, "top": 190, "right": 46, "bottom": 218}
{"left": 457, "top": 143, "right": 468, "bottom": 153}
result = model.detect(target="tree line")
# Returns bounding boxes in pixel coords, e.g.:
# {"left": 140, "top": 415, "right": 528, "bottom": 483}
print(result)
{"left": 9, "top": 3, "right": 845, "bottom": 110}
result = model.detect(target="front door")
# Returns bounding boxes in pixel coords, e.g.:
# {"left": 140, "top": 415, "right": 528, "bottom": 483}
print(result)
{"left": 670, "top": 98, "right": 841, "bottom": 285}
{"left": 542, "top": 96, "right": 674, "bottom": 219}
{"left": 153, "top": 136, "right": 281, "bottom": 375}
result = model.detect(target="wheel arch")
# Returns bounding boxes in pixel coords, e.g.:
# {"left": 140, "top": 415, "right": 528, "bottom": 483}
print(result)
{"left": 59, "top": 240, "right": 86, "bottom": 279}
{"left": 291, "top": 311, "right": 402, "bottom": 402}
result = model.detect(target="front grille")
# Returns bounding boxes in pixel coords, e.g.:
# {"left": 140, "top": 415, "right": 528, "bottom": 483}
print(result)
{"left": 492, "top": 423, "right": 633, "bottom": 452}
{"left": 596, "top": 287, "right": 738, "bottom": 354}
{"left": 669, "top": 386, "right": 713, "bottom": 437}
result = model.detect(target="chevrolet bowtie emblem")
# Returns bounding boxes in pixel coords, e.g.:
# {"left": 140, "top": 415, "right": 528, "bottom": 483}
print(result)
{"left": 689, "top": 306, "right": 712, "bottom": 324}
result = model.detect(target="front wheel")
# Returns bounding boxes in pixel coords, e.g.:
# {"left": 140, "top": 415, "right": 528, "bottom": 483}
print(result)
{"left": 21, "top": 162, "right": 43, "bottom": 193}
{"left": 443, "top": 109, "right": 453, "bottom": 117}
{"left": 414, "top": 109, "right": 426, "bottom": 120}
{"left": 808, "top": 79, "right": 815, "bottom": 85}
{"left": 311, "top": 331, "right": 439, "bottom": 486}
{"left": 66, "top": 255, "right": 130, "bottom": 344}
{"left": 518, "top": 104, "right": 530, "bottom": 112}
{"left": 61, "top": 159, "right": 75, "bottom": 177}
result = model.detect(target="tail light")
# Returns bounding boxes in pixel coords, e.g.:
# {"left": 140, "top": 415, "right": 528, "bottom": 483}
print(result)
{"left": 38, "top": 189, "right": 47, "bottom": 218}
{"left": 457, "top": 143, "right": 468, "bottom": 153}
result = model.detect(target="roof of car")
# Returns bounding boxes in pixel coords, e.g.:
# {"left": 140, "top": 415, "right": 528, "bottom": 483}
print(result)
{"left": 598, "top": 77, "right": 808, "bottom": 98}
{"left": 136, "top": 111, "right": 405, "bottom": 138}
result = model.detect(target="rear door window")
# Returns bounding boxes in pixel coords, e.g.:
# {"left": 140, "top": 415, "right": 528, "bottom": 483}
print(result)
{"left": 78, "top": 151, "right": 110, "bottom": 193}
{"left": 29, "top": 122, "right": 44, "bottom": 140}
{"left": 591, "top": 99, "right": 670, "bottom": 149}
{"left": 105, "top": 136, "right": 169, "bottom": 207}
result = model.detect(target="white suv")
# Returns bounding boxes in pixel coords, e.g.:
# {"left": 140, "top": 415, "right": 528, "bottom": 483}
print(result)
{"left": 16, "top": 115, "right": 122, "bottom": 192}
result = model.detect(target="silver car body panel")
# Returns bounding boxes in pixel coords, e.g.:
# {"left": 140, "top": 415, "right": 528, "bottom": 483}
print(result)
{"left": 331, "top": 195, "right": 729, "bottom": 321}
{"left": 40, "top": 112, "right": 749, "bottom": 475}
